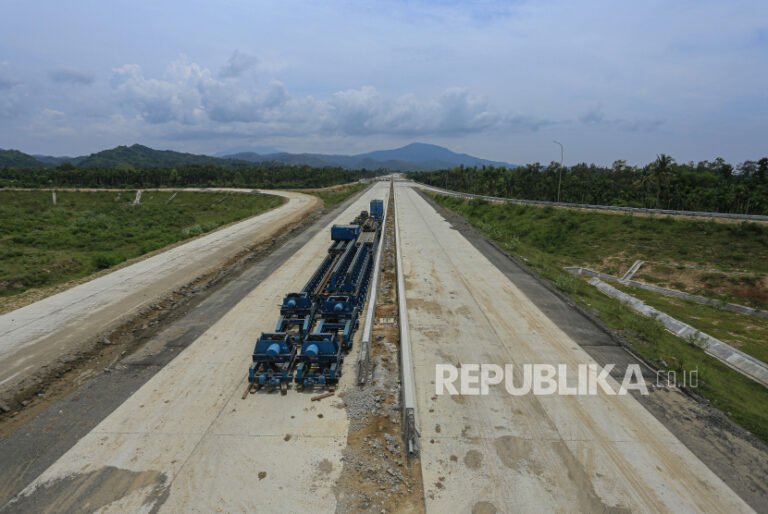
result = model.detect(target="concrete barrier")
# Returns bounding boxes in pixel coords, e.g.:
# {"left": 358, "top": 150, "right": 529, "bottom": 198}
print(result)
{"left": 566, "top": 267, "right": 768, "bottom": 320}
{"left": 394, "top": 181, "right": 419, "bottom": 456}
{"left": 589, "top": 277, "right": 768, "bottom": 388}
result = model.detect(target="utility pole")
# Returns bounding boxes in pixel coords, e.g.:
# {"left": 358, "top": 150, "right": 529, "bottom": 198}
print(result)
{"left": 553, "top": 140, "right": 564, "bottom": 202}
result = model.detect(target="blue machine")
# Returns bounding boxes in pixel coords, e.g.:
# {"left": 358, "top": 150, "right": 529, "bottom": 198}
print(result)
{"left": 249, "top": 332, "right": 299, "bottom": 393}
{"left": 319, "top": 295, "right": 358, "bottom": 349}
{"left": 331, "top": 224, "right": 360, "bottom": 241}
{"left": 275, "top": 292, "right": 315, "bottom": 338}
{"left": 294, "top": 333, "right": 343, "bottom": 388}
{"left": 369, "top": 199, "right": 384, "bottom": 221}
{"left": 245, "top": 199, "right": 384, "bottom": 396}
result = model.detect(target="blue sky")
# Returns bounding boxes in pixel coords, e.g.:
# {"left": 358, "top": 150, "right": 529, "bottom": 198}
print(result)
{"left": 1, "top": 0, "right": 767, "bottom": 165}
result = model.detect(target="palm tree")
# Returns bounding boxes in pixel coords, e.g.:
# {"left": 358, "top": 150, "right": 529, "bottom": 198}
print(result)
{"left": 650, "top": 154, "right": 675, "bottom": 207}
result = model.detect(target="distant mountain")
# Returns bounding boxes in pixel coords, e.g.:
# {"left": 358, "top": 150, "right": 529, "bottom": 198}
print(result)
{"left": 212, "top": 145, "right": 281, "bottom": 157}
{"left": 229, "top": 152, "right": 344, "bottom": 168}
{"left": 32, "top": 154, "right": 85, "bottom": 166}
{"left": 359, "top": 143, "right": 510, "bottom": 168}
{"left": 225, "top": 143, "right": 514, "bottom": 171}
{"left": 2, "top": 145, "right": 248, "bottom": 169}
{"left": 1, "top": 142, "right": 514, "bottom": 171}
{"left": 75, "top": 144, "right": 252, "bottom": 169}
{"left": 0, "top": 149, "right": 48, "bottom": 168}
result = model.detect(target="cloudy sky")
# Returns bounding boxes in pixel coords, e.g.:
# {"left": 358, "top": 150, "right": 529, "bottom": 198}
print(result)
{"left": 1, "top": 0, "right": 767, "bottom": 165}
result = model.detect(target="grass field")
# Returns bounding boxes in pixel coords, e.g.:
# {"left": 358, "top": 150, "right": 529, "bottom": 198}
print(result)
{"left": 0, "top": 190, "right": 282, "bottom": 297}
{"left": 430, "top": 194, "right": 768, "bottom": 443}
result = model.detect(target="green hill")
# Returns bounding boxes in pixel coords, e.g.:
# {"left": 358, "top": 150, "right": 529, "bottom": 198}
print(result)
{"left": 76, "top": 144, "right": 250, "bottom": 169}
{"left": 1, "top": 145, "right": 252, "bottom": 170}
{"left": 0, "top": 149, "right": 47, "bottom": 168}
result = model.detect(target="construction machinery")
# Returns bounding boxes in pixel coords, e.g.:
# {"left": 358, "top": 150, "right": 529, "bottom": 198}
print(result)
{"left": 245, "top": 199, "right": 383, "bottom": 395}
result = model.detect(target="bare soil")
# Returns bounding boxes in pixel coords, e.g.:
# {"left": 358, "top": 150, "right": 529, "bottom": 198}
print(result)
{"left": 635, "top": 262, "right": 768, "bottom": 310}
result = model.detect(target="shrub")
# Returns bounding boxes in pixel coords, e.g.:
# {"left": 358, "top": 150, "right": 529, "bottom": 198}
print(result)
{"left": 92, "top": 252, "right": 126, "bottom": 269}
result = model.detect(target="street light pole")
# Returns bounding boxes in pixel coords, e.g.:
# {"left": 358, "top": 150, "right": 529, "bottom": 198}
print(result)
{"left": 553, "top": 140, "right": 564, "bottom": 203}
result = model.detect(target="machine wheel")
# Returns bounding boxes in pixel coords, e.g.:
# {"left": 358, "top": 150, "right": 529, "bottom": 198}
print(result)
{"left": 280, "top": 382, "right": 288, "bottom": 395}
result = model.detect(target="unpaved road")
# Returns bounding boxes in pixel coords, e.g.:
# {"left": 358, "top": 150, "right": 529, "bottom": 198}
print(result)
{"left": 395, "top": 181, "right": 754, "bottom": 513}
{"left": 0, "top": 189, "right": 318, "bottom": 403}
{"left": 1, "top": 182, "right": 389, "bottom": 513}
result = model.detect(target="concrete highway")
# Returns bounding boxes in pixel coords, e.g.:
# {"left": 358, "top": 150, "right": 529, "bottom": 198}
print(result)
{"left": 394, "top": 181, "right": 752, "bottom": 512}
{"left": 0, "top": 179, "right": 763, "bottom": 512}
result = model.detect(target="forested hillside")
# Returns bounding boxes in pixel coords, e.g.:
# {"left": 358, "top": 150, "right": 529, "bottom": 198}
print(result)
{"left": 0, "top": 149, "right": 45, "bottom": 169}
{"left": 75, "top": 144, "right": 251, "bottom": 168}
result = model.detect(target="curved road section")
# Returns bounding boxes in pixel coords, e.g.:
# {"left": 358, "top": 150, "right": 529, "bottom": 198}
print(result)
{"left": 0, "top": 189, "right": 318, "bottom": 400}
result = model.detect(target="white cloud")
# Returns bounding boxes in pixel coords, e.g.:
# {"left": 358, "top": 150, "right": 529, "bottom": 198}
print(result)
{"left": 111, "top": 62, "right": 207, "bottom": 125}
{"left": 109, "top": 59, "right": 513, "bottom": 137}
{"left": 322, "top": 86, "right": 501, "bottom": 135}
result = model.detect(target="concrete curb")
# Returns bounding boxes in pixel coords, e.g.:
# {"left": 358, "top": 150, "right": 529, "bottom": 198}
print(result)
{"left": 589, "top": 277, "right": 768, "bottom": 388}
{"left": 621, "top": 260, "right": 645, "bottom": 281}
{"left": 566, "top": 267, "right": 768, "bottom": 319}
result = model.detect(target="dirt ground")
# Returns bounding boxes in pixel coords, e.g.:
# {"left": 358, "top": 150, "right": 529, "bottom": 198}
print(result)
{"left": 634, "top": 262, "right": 768, "bottom": 309}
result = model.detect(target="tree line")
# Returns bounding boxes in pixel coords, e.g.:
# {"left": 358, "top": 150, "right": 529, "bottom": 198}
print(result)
{"left": 0, "top": 162, "right": 384, "bottom": 189}
{"left": 407, "top": 156, "right": 768, "bottom": 215}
